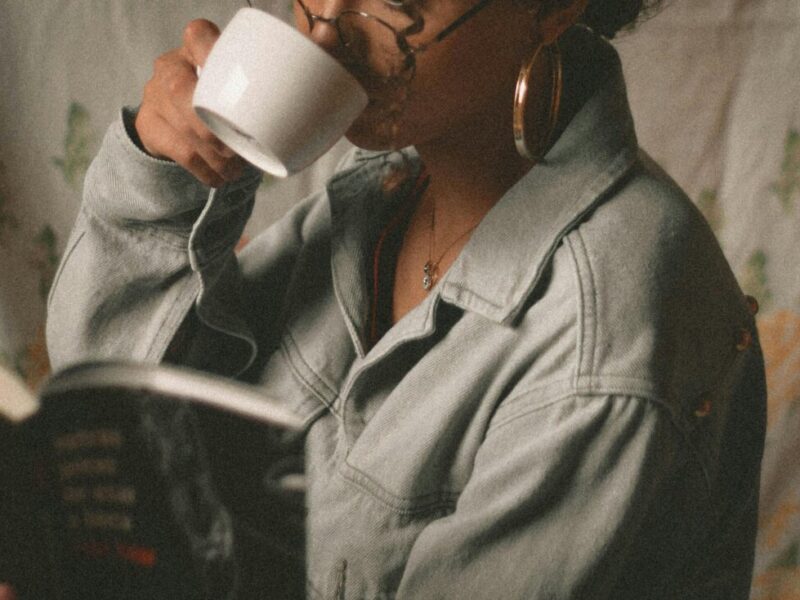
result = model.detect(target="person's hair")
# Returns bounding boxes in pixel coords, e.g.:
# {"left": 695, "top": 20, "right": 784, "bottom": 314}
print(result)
{"left": 538, "top": 0, "right": 664, "bottom": 39}
{"left": 578, "top": 0, "right": 664, "bottom": 38}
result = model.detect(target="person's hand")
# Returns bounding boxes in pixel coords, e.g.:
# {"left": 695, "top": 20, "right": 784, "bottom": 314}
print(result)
{"left": 135, "top": 20, "right": 246, "bottom": 188}
{"left": 0, "top": 584, "right": 17, "bottom": 600}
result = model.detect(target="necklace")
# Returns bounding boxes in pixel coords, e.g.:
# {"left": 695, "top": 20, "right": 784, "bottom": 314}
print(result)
{"left": 422, "top": 194, "right": 481, "bottom": 291}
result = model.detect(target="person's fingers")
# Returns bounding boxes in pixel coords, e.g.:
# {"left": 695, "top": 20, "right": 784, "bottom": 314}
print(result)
{"left": 154, "top": 92, "right": 245, "bottom": 181}
{"left": 172, "top": 83, "right": 238, "bottom": 158}
{"left": 136, "top": 49, "right": 195, "bottom": 158}
{"left": 189, "top": 127, "right": 246, "bottom": 179}
{"left": 135, "top": 48, "right": 194, "bottom": 157}
{"left": 182, "top": 19, "right": 221, "bottom": 69}
{"left": 140, "top": 112, "right": 227, "bottom": 188}
{"left": 137, "top": 47, "right": 241, "bottom": 181}
{"left": 134, "top": 21, "right": 244, "bottom": 186}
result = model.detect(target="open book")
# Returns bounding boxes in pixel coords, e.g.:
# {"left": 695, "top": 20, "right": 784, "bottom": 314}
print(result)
{"left": 0, "top": 361, "right": 306, "bottom": 599}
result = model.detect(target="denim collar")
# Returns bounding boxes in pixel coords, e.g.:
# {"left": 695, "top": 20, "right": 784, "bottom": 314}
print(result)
{"left": 441, "top": 53, "right": 639, "bottom": 324}
{"left": 325, "top": 43, "right": 638, "bottom": 351}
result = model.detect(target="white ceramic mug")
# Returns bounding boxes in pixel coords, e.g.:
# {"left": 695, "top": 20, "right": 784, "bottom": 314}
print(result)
{"left": 193, "top": 8, "right": 368, "bottom": 177}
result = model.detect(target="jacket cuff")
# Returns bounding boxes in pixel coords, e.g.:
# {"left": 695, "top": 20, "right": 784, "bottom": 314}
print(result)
{"left": 82, "top": 106, "right": 261, "bottom": 229}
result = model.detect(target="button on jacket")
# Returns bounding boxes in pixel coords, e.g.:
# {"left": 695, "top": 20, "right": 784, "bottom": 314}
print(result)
{"left": 47, "top": 43, "right": 766, "bottom": 599}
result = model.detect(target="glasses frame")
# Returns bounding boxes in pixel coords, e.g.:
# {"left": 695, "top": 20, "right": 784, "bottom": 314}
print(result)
{"left": 286, "top": 0, "right": 496, "bottom": 77}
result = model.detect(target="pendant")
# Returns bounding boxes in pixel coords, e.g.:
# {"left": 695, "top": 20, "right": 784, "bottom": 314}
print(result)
{"left": 423, "top": 261, "right": 433, "bottom": 291}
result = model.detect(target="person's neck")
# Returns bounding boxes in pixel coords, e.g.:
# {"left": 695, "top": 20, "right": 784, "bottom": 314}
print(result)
{"left": 412, "top": 26, "right": 610, "bottom": 230}
{"left": 414, "top": 108, "right": 533, "bottom": 231}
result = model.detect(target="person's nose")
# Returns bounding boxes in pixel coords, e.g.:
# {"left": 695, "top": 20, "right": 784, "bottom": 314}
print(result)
{"left": 308, "top": 18, "right": 341, "bottom": 54}
{"left": 305, "top": 0, "right": 347, "bottom": 53}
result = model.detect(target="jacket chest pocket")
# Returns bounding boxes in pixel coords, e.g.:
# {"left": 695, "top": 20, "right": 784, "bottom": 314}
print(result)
{"left": 337, "top": 381, "right": 493, "bottom": 514}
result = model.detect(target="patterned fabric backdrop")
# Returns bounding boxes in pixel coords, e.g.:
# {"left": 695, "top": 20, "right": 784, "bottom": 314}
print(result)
{"left": 1, "top": 1, "right": 798, "bottom": 597}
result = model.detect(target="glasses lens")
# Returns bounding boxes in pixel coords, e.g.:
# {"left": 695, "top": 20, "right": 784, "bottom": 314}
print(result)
{"left": 252, "top": 0, "right": 410, "bottom": 81}
{"left": 337, "top": 13, "right": 406, "bottom": 80}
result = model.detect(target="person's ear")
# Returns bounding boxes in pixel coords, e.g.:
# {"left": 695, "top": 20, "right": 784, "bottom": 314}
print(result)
{"left": 536, "top": 0, "right": 589, "bottom": 44}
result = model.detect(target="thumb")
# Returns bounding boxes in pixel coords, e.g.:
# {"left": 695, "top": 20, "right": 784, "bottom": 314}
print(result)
{"left": 182, "top": 19, "right": 222, "bottom": 69}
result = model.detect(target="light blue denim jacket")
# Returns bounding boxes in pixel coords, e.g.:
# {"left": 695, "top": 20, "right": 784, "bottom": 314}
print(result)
{"left": 47, "top": 44, "right": 766, "bottom": 599}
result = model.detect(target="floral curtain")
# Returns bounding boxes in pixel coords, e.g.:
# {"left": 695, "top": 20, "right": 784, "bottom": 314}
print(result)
{"left": 1, "top": 1, "right": 798, "bottom": 597}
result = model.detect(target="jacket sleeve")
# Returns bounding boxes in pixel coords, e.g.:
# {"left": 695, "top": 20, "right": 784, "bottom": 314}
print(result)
{"left": 46, "top": 107, "right": 263, "bottom": 374}
{"left": 395, "top": 393, "right": 706, "bottom": 600}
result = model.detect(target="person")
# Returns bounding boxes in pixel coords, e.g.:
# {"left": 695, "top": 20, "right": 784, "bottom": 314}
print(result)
{"left": 41, "top": 0, "right": 767, "bottom": 597}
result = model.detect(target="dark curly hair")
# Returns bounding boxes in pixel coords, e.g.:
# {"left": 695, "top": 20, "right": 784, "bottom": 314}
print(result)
{"left": 583, "top": 0, "right": 664, "bottom": 37}
{"left": 540, "top": 0, "right": 664, "bottom": 39}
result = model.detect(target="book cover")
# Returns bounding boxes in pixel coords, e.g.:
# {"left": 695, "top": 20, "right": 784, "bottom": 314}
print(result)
{"left": 0, "top": 362, "right": 306, "bottom": 599}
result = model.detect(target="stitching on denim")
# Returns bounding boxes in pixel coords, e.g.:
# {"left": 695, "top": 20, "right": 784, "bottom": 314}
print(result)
{"left": 283, "top": 331, "right": 341, "bottom": 405}
{"left": 493, "top": 371, "right": 672, "bottom": 416}
{"left": 441, "top": 150, "right": 637, "bottom": 326}
{"left": 563, "top": 234, "right": 587, "bottom": 388}
{"left": 338, "top": 462, "right": 459, "bottom": 515}
{"left": 485, "top": 392, "right": 713, "bottom": 503}
{"left": 146, "top": 274, "right": 202, "bottom": 362}
{"left": 47, "top": 229, "right": 85, "bottom": 310}
{"left": 336, "top": 296, "right": 441, "bottom": 443}
{"left": 343, "top": 292, "right": 439, "bottom": 385}
{"left": 328, "top": 226, "right": 367, "bottom": 359}
{"left": 191, "top": 283, "right": 259, "bottom": 377}
{"left": 486, "top": 392, "right": 694, "bottom": 476}
{"left": 440, "top": 283, "right": 505, "bottom": 313}
{"left": 488, "top": 389, "right": 591, "bottom": 432}
{"left": 282, "top": 332, "right": 341, "bottom": 416}
{"left": 491, "top": 376, "right": 576, "bottom": 410}
{"left": 574, "top": 374, "right": 663, "bottom": 398}
{"left": 191, "top": 206, "right": 255, "bottom": 268}
{"left": 488, "top": 378, "right": 675, "bottom": 432}
{"left": 575, "top": 229, "right": 599, "bottom": 380}
{"left": 335, "top": 560, "right": 347, "bottom": 600}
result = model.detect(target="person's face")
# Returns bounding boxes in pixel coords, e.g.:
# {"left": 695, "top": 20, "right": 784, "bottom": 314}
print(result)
{"left": 294, "top": 0, "right": 537, "bottom": 150}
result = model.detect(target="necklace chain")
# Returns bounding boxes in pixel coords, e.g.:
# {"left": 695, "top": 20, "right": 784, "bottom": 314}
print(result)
{"left": 422, "top": 193, "right": 481, "bottom": 291}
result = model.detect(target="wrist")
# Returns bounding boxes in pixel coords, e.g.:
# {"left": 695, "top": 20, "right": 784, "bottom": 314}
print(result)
{"left": 129, "top": 108, "right": 169, "bottom": 160}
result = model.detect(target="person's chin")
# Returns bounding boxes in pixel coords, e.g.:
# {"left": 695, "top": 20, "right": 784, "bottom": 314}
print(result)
{"left": 344, "top": 131, "right": 390, "bottom": 151}
{"left": 344, "top": 114, "right": 398, "bottom": 151}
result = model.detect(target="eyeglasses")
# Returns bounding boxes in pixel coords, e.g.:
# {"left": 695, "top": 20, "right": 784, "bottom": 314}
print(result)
{"left": 247, "top": 0, "right": 495, "bottom": 80}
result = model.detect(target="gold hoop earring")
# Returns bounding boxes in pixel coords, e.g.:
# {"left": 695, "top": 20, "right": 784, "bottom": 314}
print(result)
{"left": 513, "top": 41, "right": 563, "bottom": 162}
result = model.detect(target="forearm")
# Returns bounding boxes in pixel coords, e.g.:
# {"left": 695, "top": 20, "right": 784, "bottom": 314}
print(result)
{"left": 46, "top": 107, "right": 260, "bottom": 371}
